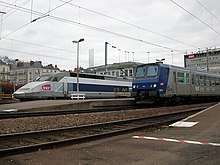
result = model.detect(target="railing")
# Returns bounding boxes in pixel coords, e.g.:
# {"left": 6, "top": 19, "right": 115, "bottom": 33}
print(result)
{"left": 70, "top": 93, "right": 85, "bottom": 100}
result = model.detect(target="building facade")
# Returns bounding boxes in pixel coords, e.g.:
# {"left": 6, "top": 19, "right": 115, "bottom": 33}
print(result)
{"left": 84, "top": 62, "right": 142, "bottom": 79}
{"left": 184, "top": 48, "right": 220, "bottom": 73}
{"left": 0, "top": 59, "right": 10, "bottom": 82}
{"left": 10, "top": 61, "right": 60, "bottom": 84}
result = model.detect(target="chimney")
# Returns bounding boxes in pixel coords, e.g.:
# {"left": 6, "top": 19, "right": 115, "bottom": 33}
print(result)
{"left": 30, "top": 61, "right": 34, "bottom": 65}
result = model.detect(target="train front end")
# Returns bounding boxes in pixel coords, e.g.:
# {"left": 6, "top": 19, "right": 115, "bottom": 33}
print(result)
{"left": 132, "top": 63, "right": 169, "bottom": 103}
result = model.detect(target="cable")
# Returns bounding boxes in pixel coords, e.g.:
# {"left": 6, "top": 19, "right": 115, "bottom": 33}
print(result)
{"left": 2, "top": 22, "right": 31, "bottom": 38}
{"left": 0, "top": 0, "right": 73, "bottom": 39}
{"left": 2, "top": 0, "right": 31, "bottom": 21}
{"left": 0, "top": 46, "right": 74, "bottom": 61}
{"left": 0, "top": 1, "right": 187, "bottom": 52}
{"left": 170, "top": 0, "right": 220, "bottom": 36}
{"left": 195, "top": 0, "right": 220, "bottom": 24}
{"left": 3, "top": 38, "right": 76, "bottom": 53}
{"left": 58, "top": 0, "right": 197, "bottom": 49}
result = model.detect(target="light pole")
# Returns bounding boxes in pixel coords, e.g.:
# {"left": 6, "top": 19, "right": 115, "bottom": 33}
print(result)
{"left": 171, "top": 50, "right": 173, "bottom": 65}
{"left": 147, "top": 52, "right": 150, "bottom": 62}
{"left": 0, "top": 11, "right": 6, "bottom": 40}
{"left": 72, "top": 38, "right": 84, "bottom": 100}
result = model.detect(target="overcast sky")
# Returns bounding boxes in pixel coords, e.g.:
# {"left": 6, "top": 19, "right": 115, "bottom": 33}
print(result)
{"left": 0, "top": 0, "right": 220, "bottom": 70}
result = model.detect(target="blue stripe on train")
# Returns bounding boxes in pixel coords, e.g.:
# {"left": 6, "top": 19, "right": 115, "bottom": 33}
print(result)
{"left": 68, "top": 83, "right": 129, "bottom": 92}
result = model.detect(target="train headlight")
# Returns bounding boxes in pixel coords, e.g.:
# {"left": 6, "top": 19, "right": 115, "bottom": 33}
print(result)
{"left": 153, "top": 84, "right": 157, "bottom": 88}
{"left": 133, "top": 85, "right": 139, "bottom": 89}
{"left": 42, "top": 84, "right": 51, "bottom": 90}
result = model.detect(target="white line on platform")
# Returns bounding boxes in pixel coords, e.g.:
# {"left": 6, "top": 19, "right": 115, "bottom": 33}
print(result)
{"left": 132, "top": 136, "right": 220, "bottom": 147}
{"left": 182, "top": 103, "right": 220, "bottom": 121}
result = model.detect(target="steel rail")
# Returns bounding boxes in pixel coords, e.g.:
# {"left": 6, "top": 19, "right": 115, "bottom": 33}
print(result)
{"left": 0, "top": 108, "right": 204, "bottom": 157}
{"left": 0, "top": 105, "right": 141, "bottom": 119}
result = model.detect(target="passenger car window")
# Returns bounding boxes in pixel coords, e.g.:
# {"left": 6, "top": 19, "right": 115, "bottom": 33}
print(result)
{"left": 177, "top": 72, "right": 184, "bottom": 83}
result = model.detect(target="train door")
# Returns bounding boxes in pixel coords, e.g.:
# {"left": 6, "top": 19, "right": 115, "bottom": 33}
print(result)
{"left": 173, "top": 71, "right": 177, "bottom": 95}
{"left": 191, "top": 73, "right": 195, "bottom": 96}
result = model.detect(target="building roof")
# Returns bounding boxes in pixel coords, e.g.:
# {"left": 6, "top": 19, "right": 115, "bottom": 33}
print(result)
{"left": 86, "top": 61, "right": 143, "bottom": 72}
{"left": 0, "top": 59, "right": 7, "bottom": 65}
{"left": 10, "top": 61, "right": 59, "bottom": 71}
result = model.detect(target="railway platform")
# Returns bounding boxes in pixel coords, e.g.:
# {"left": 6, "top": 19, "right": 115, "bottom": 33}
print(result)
{"left": 0, "top": 103, "right": 219, "bottom": 164}
{"left": 0, "top": 98, "right": 135, "bottom": 112}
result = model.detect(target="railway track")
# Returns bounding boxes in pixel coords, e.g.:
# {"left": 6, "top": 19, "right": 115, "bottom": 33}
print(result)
{"left": 0, "top": 102, "right": 215, "bottom": 119}
{"left": 0, "top": 108, "right": 203, "bottom": 157}
{"left": 0, "top": 105, "right": 145, "bottom": 119}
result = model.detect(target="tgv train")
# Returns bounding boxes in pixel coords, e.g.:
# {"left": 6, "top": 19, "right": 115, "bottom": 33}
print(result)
{"left": 13, "top": 72, "right": 132, "bottom": 100}
{"left": 132, "top": 62, "right": 220, "bottom": 103}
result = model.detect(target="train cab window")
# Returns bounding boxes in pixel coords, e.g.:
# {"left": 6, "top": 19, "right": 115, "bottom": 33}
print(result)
{"left": 147, "top": 65, "right": 158, "bottom": 77}
{"left": 35, "top": 75, "right": 51, "bottom": 81}
{"left": 135, "top": 66, "right": 146, "bottom": 78}
{"left": 52, "top": 77, "right": 58, "bottom": 82}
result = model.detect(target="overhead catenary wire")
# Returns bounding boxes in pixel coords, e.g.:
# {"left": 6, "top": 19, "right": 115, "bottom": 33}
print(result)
{"left": 4, "top": 38, "right": 76, "bottom": 53}
{"left": 1, "top": 0, "right": 31, "bottom": 21}
{"left": 1, "top": 0, "right": 219, "bottom": 67}
{"left": 170, "top": 0, "right": 220, "bottom": 36}
{"left": 0, "top": 1, "right": 187, "bottom": 53}
{"left": 0, "top": 0, "right": 73, "bottom": 38}
{"left": 0, "top": 46, "right": 74, "bottom": 61}
{"left": 58, "top": 0, "right": 197, "bottom": 49}
{"left": 195, "top": 0, "right": 220, "bottom": 24}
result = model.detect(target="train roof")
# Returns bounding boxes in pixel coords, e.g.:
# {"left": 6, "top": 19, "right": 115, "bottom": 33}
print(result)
{"left": 50, "top": 71, "right": 132, "bottom": 81}
{"left": 137, "top": 62, "right": 220, "bottom": 77}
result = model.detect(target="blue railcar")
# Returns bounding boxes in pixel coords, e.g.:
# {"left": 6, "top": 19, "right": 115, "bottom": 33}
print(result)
{"left": 132, "top": 62, "right": 220, "bottom": 103}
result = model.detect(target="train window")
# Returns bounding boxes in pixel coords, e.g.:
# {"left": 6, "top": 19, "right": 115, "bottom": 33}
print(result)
{"left": 135, "top": 64, "right": 158, "bottom": 78}
{"left": 196, "top": 75, "right": 199, "bottom": 85}
{"left": 165, "top": 68, "right": 169, "bottom": 77}
{"left": 185, "top": 73, "right": 189, "bottom": 84}
{"left": 147, "top": 65, "right": 158, "bottom": 77}
{"left": 135, "top": 66, "right": 146, "bottom": 78}
{"left": 52, "top": 77, "right": 58, "bottom": 82}
{"left": 211, "top": 78, "right": 215, "bottom": 86}
{"left": 35, "top": 75, "right": 51, "bottom": 81}
{"left": 177, "top": 72, "right": 184, "bottom": 83}
{"left": 192, "top": 74, "right": 195, "bottom": 85}
{"left": 173, "top": 72, "right": 176, "bottom": 83}
{"left": 199, "top": 76, "right": 205, "bottom": 86}
{"left": 206, "top": 77, "right": 210, "bottom": 86}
